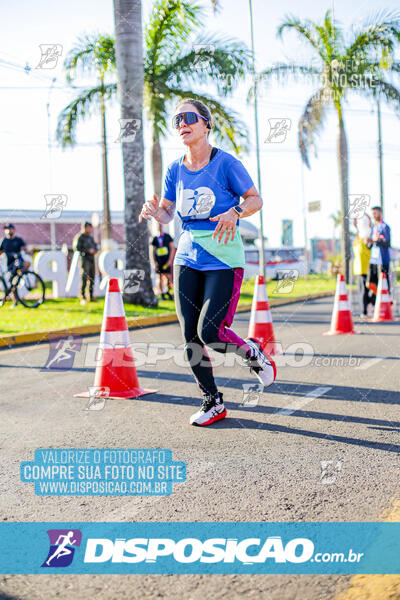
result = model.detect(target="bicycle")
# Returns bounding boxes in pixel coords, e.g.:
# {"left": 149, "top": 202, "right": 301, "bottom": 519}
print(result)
{"left": 0, "top": 255, "right": 45, "bottom": 308}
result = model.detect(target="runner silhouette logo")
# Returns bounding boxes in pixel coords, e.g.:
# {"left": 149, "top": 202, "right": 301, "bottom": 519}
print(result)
{"left": 41, "top": 529, "right": 82, "bottom": 568}
{"left": 177, "top": 186, "right": 216, "bottom": 219}
{"left": 42, "top": 335, "right": 82, "bottom": 371}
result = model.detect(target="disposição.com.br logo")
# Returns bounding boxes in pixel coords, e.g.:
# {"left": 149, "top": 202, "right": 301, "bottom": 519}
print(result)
{"left": 41, "top": 529, "right": 82, "bottom": 568}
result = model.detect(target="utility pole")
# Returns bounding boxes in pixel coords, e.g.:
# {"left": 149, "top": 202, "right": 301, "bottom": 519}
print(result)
{"left": 377, "top": 99, "right": 384, "bottom": 215}
{"left": 300, "top": 159, "right": 309, "bottom": 277}
{"left": 248, "top": 0, "right": 266, "bottom": 279}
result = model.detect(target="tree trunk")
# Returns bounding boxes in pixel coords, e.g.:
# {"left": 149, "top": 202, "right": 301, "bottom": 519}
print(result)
{"left": 337, "top": 107, "right": 350, "bottom": 282}
{"left": 151, "top": 128, "right": 163, "bottom": 199}
{"left": 113, "top": 0, "right": 157, "bottom": 306}
{"left": 100, "top": 88, "right": 112, "bottom": 245}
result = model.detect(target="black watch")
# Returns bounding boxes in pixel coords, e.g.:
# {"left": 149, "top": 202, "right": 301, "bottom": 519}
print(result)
{"left": 232, "top": 205, "right": 243, "bottom": 217}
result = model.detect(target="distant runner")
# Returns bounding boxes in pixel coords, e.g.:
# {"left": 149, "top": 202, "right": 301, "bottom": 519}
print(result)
{"left": 140, "top": 98, "right": 276, "bottom": 426}
{"left": 151, "top": 223, "right": 175, "bottom": 300}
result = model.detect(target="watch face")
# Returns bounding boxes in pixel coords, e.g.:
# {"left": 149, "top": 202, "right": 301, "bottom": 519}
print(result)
{"left": 234, "top": 206, "right": 243, "bottom": 214}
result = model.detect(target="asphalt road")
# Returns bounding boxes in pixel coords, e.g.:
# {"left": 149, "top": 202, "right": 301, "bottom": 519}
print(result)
{"left": 1, "top": 295, "right": 400, "bottom": 599}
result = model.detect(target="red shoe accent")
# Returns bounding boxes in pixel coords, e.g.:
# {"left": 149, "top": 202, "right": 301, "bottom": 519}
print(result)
{"left": 192, "top": 409, "right": 227, "bottom": 427}
{"left": 247, "top": 337, "right": 277, "bottom": 382}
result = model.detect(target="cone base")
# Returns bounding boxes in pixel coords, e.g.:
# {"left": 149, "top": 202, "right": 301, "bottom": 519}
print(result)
{"left": 323, "top": 330, "right": 359, "bottom": 336}
{"left": 371, "top": 318, "right": 395, "bottom": 323}
{"left": 74, "top": 388, "right": 157, "bottom": 400}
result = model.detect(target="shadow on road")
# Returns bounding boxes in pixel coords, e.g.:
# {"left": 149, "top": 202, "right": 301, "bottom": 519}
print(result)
{"left": 215, "top": 417, "right": 400, "bottom": 454}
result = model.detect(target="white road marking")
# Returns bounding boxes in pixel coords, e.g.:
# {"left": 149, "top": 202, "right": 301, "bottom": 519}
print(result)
{"left": 356, "top": 356, "right": 385, "bottom": 370}
{"left": 276, "top": 386, "right": 332, "bottom": 416}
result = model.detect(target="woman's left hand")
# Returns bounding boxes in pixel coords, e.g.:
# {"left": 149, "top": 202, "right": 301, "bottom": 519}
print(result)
{"left": 210, "top": 208, "right": 238, "bottom": 244}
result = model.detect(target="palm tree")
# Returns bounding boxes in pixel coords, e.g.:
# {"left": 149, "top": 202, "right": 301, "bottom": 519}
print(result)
{"left": 58, "top": 1, "right": 251, "bottom": 305}
{"left": 112, "top": 0, "right": 157, "bottom": 305}
{"left": 56, "top": 34, "right": 116, "bottom": 244}
{"left": 259, "top": 10, "right": 400, "bottom": 281}
{"left": 144, "top": 0, "right": 251, "bottom": 198}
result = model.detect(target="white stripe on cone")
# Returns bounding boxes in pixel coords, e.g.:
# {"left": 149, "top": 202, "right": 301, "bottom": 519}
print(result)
{"left": 103, "top": 290, "right": 125, "bottom": 318}
{"left": 338, "top": 281, "right": 347, "bottom": 295}
{"left": 99, "top": 329, "right": 131, "bottom": 348}
{"left": 256, "top": 284, "right": 268, "bottom": 302}
{"left": 250, "top": 310, "right": 272, "bottom": 324}
{"left": 338, "top": 301, "right": 350, "bottom": 311}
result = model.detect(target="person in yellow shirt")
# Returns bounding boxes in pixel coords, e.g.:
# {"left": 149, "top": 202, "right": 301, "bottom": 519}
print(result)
{"left": 353, "top": 216, "right": 373, "bottom": 317}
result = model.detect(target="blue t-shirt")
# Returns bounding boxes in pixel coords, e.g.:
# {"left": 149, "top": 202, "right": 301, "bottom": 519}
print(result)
{"left": 370, "top": 221, "right": 391, "bottom": 265}
{"left": 162, "top": 149, "right": 254, "bottom": 270}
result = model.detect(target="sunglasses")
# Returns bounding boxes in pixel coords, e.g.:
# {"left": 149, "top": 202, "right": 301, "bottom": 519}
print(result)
{"left": 172, "top": 111, "right": 210, "bottom": 129}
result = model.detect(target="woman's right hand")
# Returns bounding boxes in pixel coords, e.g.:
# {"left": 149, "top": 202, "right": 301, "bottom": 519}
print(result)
{"left": 139, "top": 194, "right": 159, "bottom": 223}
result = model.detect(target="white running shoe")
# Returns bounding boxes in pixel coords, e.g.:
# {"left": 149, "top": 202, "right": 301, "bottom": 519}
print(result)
{"left": 245, "top": 338, "right": 277, "bottom": 387}
{"left": 190, "top": 392, "right": 227, "bottom": 426}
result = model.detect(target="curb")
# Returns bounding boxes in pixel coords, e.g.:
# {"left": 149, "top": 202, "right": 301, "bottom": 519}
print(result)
{"left": 0, "top": 290, "right": 334, "bottom": 349}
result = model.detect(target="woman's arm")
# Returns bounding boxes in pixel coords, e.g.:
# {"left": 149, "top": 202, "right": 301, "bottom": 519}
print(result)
{"left": 238, "top": 186, "right": 263, "bottom": 216}
{"left": 210, "top": 185, "right": 263, "bottom": 244}
{"left": 139, "top": 194, "right": 176, "bottom": 224}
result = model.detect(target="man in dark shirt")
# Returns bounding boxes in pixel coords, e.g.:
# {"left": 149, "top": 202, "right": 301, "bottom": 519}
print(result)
{"left": 0, "top": 223, "right": 30, "bottom": 272}
{"left": 367, "top": 206, "right": 392, "bottom": 296}
{"left": 151, "top": 224, "right": 175, "bottom": 300}
{"left": 75, "top": 222, "right": 98, "bottom": 304}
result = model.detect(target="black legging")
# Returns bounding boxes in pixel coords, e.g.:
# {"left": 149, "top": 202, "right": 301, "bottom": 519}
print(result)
{"left": 174, "top": 265, "right": 251, "bottom": 396}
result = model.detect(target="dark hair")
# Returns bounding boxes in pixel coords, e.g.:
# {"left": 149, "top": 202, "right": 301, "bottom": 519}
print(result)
{"left": 83, "top": 221, "right": 92, "bottom": 228}
{"left": 371, "top": 206, "right": 382, "bottom": 211}
{"left": 175, "top": 97, "right": 212, "bottom": 133}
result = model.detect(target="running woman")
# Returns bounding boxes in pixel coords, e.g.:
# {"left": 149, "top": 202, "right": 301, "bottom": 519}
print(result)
{"left": 139, "top": 98, "right": 276, "bottom": 426}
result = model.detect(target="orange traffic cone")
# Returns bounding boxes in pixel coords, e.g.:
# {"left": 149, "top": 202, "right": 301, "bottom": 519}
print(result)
{"left": 372, "top": 272, "right": 394, "bottom": 322}
{"left": 75, "top": 278, "right": 157, "bottom": 399}
{"left": 247, "top": 275, "right": 280, "bottom": 354}
{"left": 324, "top": 273, "right": 358, "bottom": 335}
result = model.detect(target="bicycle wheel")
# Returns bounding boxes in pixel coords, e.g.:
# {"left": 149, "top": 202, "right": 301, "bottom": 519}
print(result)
{"left": 0, "top": 276, "right": 7, "bottom": 307}
{"left": 15, "top": 271, "right": 45, "bottom": 308}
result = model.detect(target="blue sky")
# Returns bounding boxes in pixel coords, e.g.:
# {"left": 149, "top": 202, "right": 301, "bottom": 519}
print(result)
{"left": 1, "top": 0, "right": 400, "bottom": 246}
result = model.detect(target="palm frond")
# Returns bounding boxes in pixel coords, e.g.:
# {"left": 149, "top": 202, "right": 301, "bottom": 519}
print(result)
{"left": 56, "top": 83, "right": 117, "bottom": 147}
{"left": 145, "top": 0, "right": 203, "bottom": 75}
{"left": 157, "top": 34, "right": 251, "bottom": 96}
{"left": 298, "top": 88, "right": 331, "bottom": 168}
{"left": 253, "top": 63, "right": 321, "bottom": 100}
{"left": 63, "top": 33, "right": 115, "bottom": 82}
{"left": 346, "top": 10, "right": 400, "bottom": 62}
{"left": 278, "top": 14, "right": 327, "bottom": 62}
{"left": 353, "top": 77, "right": 400, "bottom": 115}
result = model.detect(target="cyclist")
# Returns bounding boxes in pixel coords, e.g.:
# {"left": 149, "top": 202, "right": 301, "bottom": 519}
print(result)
{"left": 0, "top": 223, "right": 30, "bottom": 273}
{"left": 139, "top": 98, "right": 276, "bottom": 426}
{"left": 0, "top": 224, "right": 31, "bottom": 306}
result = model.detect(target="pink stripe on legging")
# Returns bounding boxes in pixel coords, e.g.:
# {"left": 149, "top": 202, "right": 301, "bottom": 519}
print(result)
{"left": 218, "top": 268, "right": 251, "bottom": 354}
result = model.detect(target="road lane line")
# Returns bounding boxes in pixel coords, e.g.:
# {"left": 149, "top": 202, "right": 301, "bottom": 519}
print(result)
{"left": 356, "top": 356, "right": 385, "bottom": 370}
{"left": 335, "top": 495, "right": 400, "bottom": 600}
{"left": 275, "top": 386, "right": 332, "bottom": 416}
